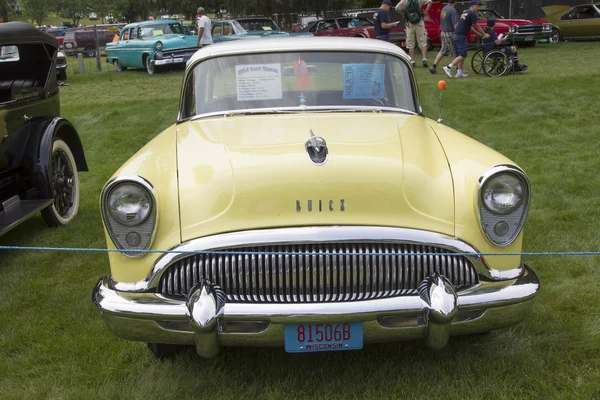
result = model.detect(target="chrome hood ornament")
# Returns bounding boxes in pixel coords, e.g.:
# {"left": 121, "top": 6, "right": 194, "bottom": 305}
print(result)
{"left": 305, "top": 130, "right": 328, "bottom": 165}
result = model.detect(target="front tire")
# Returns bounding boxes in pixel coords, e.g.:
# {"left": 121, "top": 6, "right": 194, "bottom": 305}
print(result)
{"left": 41, "top": 139, "right": 80, "bottom": 227}
{"left": 115, "top": 61, "right": 127, "bottom": 72}
{"left": 84, "top": 45, "right": 96, "bottom": 57}
{"left": 147, "top": 343, "right": 189, "bottom": 359}
{"left": 550, "top": 28, "right": 562, "bottom": 43}
{"left": 144, "top": 55, "right": 155, "bottom": 75}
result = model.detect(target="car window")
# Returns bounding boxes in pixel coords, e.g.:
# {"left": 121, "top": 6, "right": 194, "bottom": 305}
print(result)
{"left": 238, "top": 19, "right": 280, "bottom": 32}
{"left": 478, "top": 10, "right": 503, "bottom": 19}
{"left": 182, "top": 51, "right": 416, "bottom": 119}
{"left": 64, "top": 32, "right": 75, "bottom": 41}
{"left": 130, "top": 28, "right": 138, "bottom": 39}
{"left": 212, "top": 23, "right": 223, "bottom": 36}
{"left": 223, "top": 23, "right": 232, "bottom": 35}
{"left": 575, "top": 6, "right": 599, "bottom": 19}
{"left": 317, "top": 20, "right": 337, "bottom": 32}
{"left": 121, "top": 29, "right": 129, "bottom": 40}
{"left": 338, "top": 17, "right": 372, "bottom": 28}
{"left": 0, "top": 45, "right": 19, "bottom": 62}
{"left": 138, "top": 23, "right": 184, "bottom": 38}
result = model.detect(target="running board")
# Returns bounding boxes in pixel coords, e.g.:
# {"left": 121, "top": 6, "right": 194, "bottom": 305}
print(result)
{"left": 0, "top": 197, "right": 53, "bottom": 235}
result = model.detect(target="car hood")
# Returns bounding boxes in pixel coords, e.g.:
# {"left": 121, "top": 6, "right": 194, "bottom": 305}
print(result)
{"left": 176, "top": 113, "right": 455, "bottom": 242}
{"left": 541, "top": 5, "right": 571, "bottom": 19}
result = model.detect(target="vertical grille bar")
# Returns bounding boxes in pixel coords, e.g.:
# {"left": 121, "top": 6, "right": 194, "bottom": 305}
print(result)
{"left": 285, "top": 246, "right": 291, "bottom": 302}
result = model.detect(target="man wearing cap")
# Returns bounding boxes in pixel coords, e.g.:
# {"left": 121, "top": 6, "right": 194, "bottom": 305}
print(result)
{"left": 373, "top": 0, "right": 400, "bottom": 42}
{"left": 429, "top": 0, "right": 458, "bottom": 74}
{"left": 395, "top": 0, "right": 432, "bottom": 67}
{"left": 443, "top": 0, "right": 488, "bottom": 78}
{"left": 196, "top": 7, "right": 213, "bottom": 48}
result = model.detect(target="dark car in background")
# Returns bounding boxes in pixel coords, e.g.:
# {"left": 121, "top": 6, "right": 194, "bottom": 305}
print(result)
{"left": 0, "top": 23, "right": 87, "bottom": 236}
{"left": 63, "top": 28, "right": 115, "bottom": 57}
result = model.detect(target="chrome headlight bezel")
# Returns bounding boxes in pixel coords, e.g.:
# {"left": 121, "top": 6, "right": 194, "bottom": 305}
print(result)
{"left": 477, "top": 165, "right": 530, "bottom": 247}
{"left": 101, "top": 175, "right": 159, "bottom": 258}
{"left": 155, "top": 41, "right": 163, "bottom": 51}
{"left": 509, "top": 25, "right": 517, "bottom": 34}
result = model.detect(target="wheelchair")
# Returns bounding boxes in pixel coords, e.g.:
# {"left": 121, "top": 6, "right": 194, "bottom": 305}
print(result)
{"left": 471, "top": 45, "right": 523, "bottom": 77}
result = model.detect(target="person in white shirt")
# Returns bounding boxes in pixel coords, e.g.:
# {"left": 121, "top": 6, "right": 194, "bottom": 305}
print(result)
{"left": 196, "top": 7, "right": 213, "bottom": 47}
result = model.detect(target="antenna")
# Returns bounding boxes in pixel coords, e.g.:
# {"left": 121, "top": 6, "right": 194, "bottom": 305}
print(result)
{"left": 437, "top": 80, "right": 447, "bottom": 124}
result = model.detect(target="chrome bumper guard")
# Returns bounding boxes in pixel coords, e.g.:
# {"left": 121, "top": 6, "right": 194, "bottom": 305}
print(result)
{"left": 93, "top": 266, "right": 539, "bottom": 358}
{"left": 151, "top": 57, "right": 185, "bottom": 67}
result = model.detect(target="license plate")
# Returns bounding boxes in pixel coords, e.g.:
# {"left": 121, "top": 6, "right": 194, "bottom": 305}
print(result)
{"left": 525, "top": 36, "right": 534, "bottom": 41}
{"left": 284, "top": 322, "right": 363, "bottom": 353}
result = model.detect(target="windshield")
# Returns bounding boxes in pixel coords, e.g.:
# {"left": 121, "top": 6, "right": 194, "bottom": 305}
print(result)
{"left": 478, "top": 9, "right": 503, "bottom": 19}
{"left": 138, "top": 23, "right": 184, "bottom": 38}
{"left": 181, "top": 51, "right": 416, "bottom": 119}
{"left": 238, "top": 19, "right": 280, "bottom": 31}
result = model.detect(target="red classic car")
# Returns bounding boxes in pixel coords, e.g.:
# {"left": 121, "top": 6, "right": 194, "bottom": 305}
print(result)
{"left": 301, "top": 16, "right": 406, "bottom": 45}
{"left": 426, "top": 2, "right": 511, "bottom": 48}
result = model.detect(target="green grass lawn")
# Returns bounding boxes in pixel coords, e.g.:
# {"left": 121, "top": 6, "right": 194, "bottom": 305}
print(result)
{"left": 1, "top": 43, "right": 599, "bottom": 399}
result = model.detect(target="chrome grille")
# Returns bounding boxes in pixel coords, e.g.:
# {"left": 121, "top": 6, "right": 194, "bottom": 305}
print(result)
{"left": 157, "top": 243, "right": 479, "bottom": 303}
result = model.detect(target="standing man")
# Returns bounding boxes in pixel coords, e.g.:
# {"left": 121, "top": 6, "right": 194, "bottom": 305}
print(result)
{"left": 196, "top": 7, "right": 213, "bottom": 48}
{"left": 395, "top": 0, "right": 432, "bottom": 67}
{"left": 443, "top": 0, "right": 488, "bottom": 78}
{"left": 373, "top": 0, "right": 400, "bottom": 42}
{"left": 429, "top": 0, "right": 458, "bottom": 74}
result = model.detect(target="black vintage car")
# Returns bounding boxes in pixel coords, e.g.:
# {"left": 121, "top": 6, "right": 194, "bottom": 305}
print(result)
{"left": 0, "top": 22, "right": 87, "bottom": 235}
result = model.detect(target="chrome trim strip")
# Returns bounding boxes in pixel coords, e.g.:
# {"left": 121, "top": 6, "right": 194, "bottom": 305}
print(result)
{"left": 94, "top": 265, "right": 539, "bottom": 322}
{"left": 477, "top": 165, "right": 531, "bottom": 248}
{"left": 110, "top": 226, "right": 524, "bottom": 292}
{"left": 100, "top": 175, "right": 159, "bottom": 258}
{"left": 182, "top": 106, "right": 418, "bottom": 123}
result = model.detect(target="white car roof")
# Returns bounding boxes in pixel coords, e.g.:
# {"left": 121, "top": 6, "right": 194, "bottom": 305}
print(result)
{"left": 188, "top": 36, "right": 411, "bottom": 65}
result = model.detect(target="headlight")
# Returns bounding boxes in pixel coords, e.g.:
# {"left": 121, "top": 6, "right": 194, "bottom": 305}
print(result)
{"left": 155, "top": 41, "right": 163, "bottom": 51}
{"left": 155, "top": 51, "right": 164, "bottom": 59}
{"left": 543, "top": 23, "right": 552, "bottom": 32}
{"left": 107, "top": 183, "right": 152, "bottom": 226}
{"left": 482, "top": 174, "right": 524, "bottom": 215}
{"left": 477, "top": 166, "right": 530, "bottom": 247}
{"left": 101, "top": 176, "right": 159, "bottom": 257}
{"left": 509, "top": 25, "right": 517, "bottom": 34}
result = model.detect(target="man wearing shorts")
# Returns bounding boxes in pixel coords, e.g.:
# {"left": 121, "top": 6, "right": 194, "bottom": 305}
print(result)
{"left": 443, "top": 0, "right": 488, "bottom": 78}
{"left": 395, "top": 0, "right": 432, "bottom": 67}
{"left": 429, "top": 0, "right": 458, "bottom": 74}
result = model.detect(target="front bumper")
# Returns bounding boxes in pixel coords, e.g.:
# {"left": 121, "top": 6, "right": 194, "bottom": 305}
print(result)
{"left": 93, "top": 265, "right": 540, "bottom": 358}
{"left": 508, "top": 32, "right": 552, "bottom": 42}
{"left": 150, "top": 55, "right": 192, "bottom": 67}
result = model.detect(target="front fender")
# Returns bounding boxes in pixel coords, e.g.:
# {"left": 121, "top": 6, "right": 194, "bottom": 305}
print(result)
{"left": 25, "top": 117, "right": 87, "bottom": 197}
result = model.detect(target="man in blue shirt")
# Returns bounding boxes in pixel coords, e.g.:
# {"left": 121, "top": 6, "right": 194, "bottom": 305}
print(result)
{"left": 443, "top": 0, "right": 489, "bottom": 78}
{"left": 373, "top": 0, "right": 400, "bottom": 41}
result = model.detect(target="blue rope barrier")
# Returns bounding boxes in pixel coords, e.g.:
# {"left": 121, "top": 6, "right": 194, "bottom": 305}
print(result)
{"left": 1, "top": 245, "right": 600, "bottom": 257}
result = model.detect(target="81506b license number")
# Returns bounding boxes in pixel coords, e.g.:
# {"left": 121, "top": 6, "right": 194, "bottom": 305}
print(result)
{"left": 284, "top": 322, "right": 363, "bottom": 353}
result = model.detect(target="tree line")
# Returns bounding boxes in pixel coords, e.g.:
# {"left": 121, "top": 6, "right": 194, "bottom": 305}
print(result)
{"left": 1, "top": 0, "right": 385, "bottom": 28}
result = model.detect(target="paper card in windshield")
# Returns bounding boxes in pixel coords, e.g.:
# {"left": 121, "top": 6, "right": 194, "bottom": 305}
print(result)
{"left": 342, "top": 64, "right": 385, "bottom": 99}
{"left": 236, "top": 63, "right": 282, "bottom": 101}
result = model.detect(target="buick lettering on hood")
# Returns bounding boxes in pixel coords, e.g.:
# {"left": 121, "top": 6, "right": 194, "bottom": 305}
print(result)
{"left": 92, "top": 37, "right": 540, "bottom": 359}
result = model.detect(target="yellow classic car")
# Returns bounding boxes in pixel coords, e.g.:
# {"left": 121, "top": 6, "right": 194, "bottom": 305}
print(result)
{"left": 92, "top": 37, "right": 540, "bottom": 359}
{"left": 543, "top": 3, "right": 600, "bottom": 42}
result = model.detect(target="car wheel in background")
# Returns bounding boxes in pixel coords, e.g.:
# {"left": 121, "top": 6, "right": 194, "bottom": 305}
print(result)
{"left": 550, "top": 28, "right": 562, "bottom": 43}
{"left": 144, "top": 55, "right": 155, "bottom": 75}
{"left": 115, "top": 61, "right": 127, "bottom": 72}
{"left": 41, "top": 139, "right": 80, "bottom": 227}
{"left": 84, "top": 45, "right": 96, "bottom": 57}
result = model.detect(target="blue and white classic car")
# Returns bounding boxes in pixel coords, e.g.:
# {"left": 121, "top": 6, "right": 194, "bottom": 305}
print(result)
{"left": 105, "top": 20, "right": 199, "bottom": 75}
